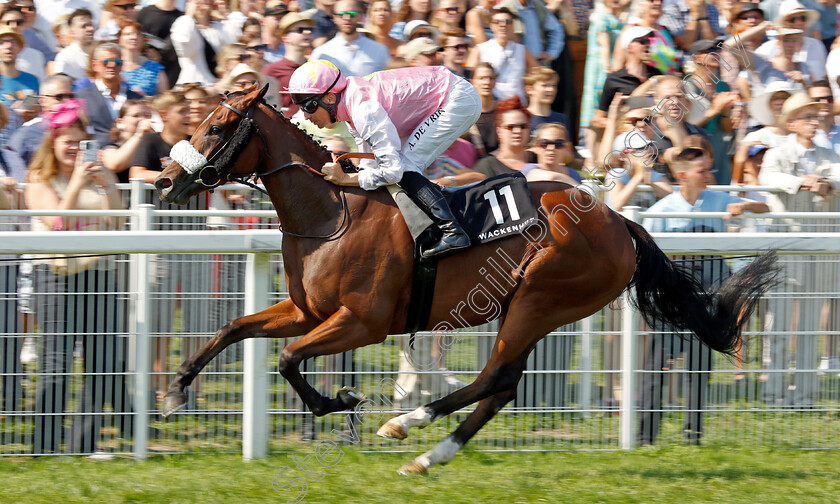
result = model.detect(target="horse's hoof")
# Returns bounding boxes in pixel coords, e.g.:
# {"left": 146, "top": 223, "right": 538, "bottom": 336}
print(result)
{"left": 162, "top": 391, "right": 187, "bottom": 418}
{"left": 376, "top": 421, "right": 408, "bottom": 440}
{"left": 397, "top": 460, "right": 427, "bottom": 476}
{"left": 337, "top": 386, "right": 365, "bottom": 409}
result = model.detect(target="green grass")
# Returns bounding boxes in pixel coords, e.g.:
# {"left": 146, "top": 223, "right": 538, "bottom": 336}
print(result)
{"left": 2, "top": 446, "right": 839, "bottom": 503}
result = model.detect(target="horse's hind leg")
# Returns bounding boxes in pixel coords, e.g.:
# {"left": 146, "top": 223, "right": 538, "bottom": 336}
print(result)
{"left": 162, "top": 298, "right": 317, "bottom": 417}
{"left": 278, "top": 306, "right": 389, "bottom": 416}
{"left": 398, "top": 385, "right": 520, "bottom": 475}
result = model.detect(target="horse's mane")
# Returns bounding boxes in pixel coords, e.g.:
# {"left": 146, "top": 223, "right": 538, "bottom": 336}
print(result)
{"left": 225, "top": 91, "right": 334, "bottom": 165}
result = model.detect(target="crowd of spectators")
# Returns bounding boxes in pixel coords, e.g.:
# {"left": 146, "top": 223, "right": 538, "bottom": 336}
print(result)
{"left": 0, "top": 0, "right": 838, "bottom": 453}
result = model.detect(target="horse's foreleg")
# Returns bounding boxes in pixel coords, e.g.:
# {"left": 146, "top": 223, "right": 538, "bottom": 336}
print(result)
{"left": 162, "top": 298, "right": 316, "bottom": 417}
{"left": 397, "top": 386, "right": 520, "bottom": 475}
{"left": 278, "top": 306, "right": 388, "bottom": 417}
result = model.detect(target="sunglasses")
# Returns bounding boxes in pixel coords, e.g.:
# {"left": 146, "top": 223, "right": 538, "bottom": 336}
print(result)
{"left": 502, "top": 123, "right": 528, "bottom": 131}
{"left": 411, "top": 31, "right": 433, "bottom": 39}
{"left": 447, "top": 43, "right": 469, "bottom": 51}
{"left": 796, "top": 113, "right": 820, "bottom": 121}
{"left": 812, "top": 95, "right": 834, "bottom": 103}
{"left": 787, "top": 14, "right": 807, "bottom": 22}
{"left": 738, "top": 13, "right": 761, "bottom": 20}
{"left": 288, "top": 26, "right": 313, "bottom": 34}
{"left": 43, "top": 92, "right": 75, "bottom": 101}
{"left": 238, "top": 53, "right": 252, "bottom": 60}
{"left": 294, "top": 72, "right": 341, "bottom": 114}
{"left": 537, "top": 139, "right": 567, "bottom": 149}
{"left": 334, "top": 10, "right": 359, "bottom": 17}
{"left": 3, "top": 19, "right": 24, "bottom": 26}
{"left": 114, "top": 3, "right": 136, "bottom": 10}
{"left": 247, "top": 44, "right": 267, "bottom": 51}
{"left": 491, "top": 18, "right": 513, "bottom": 25}
{"left": 101, "top": 58, "right": 123, "bottom": 66}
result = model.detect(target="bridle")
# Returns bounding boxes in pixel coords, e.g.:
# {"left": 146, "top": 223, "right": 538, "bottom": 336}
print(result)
{"left": 172, "top": 94, "right": 371, "bottom": 239}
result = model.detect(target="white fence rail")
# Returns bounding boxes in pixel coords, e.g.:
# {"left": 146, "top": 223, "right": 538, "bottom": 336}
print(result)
{"left": 1, "top": 182, "right": 839, "bottom": 458}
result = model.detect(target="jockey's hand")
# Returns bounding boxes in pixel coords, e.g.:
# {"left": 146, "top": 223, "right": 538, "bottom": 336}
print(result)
{"left": 322, "top": 162, "right": 359, "bottom": 187}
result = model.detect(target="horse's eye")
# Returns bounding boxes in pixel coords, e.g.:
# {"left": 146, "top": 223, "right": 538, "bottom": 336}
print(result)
{"left": 208, "top": 125, "right": 222, "bottom": 135}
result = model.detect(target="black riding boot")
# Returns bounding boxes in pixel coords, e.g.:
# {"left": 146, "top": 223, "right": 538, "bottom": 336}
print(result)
{"left": 399, "top": 172, "right": 471, "bottom": 258}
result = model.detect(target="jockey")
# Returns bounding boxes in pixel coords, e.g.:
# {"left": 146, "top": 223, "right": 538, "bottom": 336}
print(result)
{"left": 283, "top": 59, "right": 482, "bottom": 259}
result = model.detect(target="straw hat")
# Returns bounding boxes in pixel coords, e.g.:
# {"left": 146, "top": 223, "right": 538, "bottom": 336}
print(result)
{"left": 0, "top": 27, "right": 25, "bottom": 47}
{"left": 748, "top": 80, "right": 801, "bottom": 126}
{"left": 277, "top": 11, "right": 315, "bottom": 37}
{"left": 779, "top": 92, "right": 820, "bottom": 124}
{"left": 775, "top": 0, "right": 819, "bottom": 27}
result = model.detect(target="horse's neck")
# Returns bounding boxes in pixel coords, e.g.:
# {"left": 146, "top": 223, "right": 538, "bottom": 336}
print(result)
{"left": 257, "top": 109, "right": 340, "bottom": 235}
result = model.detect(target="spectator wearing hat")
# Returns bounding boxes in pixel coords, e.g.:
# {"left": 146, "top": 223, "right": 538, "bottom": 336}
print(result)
{"left": 613, "top": 0, "right": 679, "bottom": 75}
{"left": 810, "top": 80, "right": 840, "bottom": 155}
{"left": 438, "top": 28, "right": 471, "bottom": 79}
{"left": 390, "top": 0, "right": 434, "bottom": 42}
{"left": 137, "top": 0, "right": 184, "bottom": 87}
{"left": 721, "top": 0, "right": 770, "bottom": 86}
{"left": 743, "top": 81, "right": 798, "bottom": 147}
{"left": 310, "top": 0, "right": 389, "bottom": 77}
{"left": 50, "top": 9, "right": 95, "bottom": 80}
{"left": 260, "top": 1, "right": 291, "bottom": 62}
{"left": 264, "top": 11, "right": 315, "bottom": 117}
{"left": 766, "top": 28, "right": 813, "bottom": 85}
{"left": 403, "top": 36, "right": 440, "bottom": 66}
{"left": 755, "top": 0, "right": 826, "bottom": 81}
{"left": 465, "top": 8, "right": 539, "bottom": 103}
{"left": 223, "top": 62, "right": 280, "bottom": 108}
{"left": 0, "top": 26, "right": 38, "bottom": 109}
{"left": 0, "top": 5, "right": 45, "bottom": 84}
{"left": 310, "top": 0, "right": 338, "bottom": 47}
{"left": 590, "top": 25, "right": 661, "bottom": 132}
{"left": 401, "top": 19, "right": 438, "bottom": 42}
{"left": 758, "top": 93, "right": 840, "bottom": 407}
{"left": 495, "top": 0, "right": 565, "bottom": 64}
{"left": 659, "top": 0, "right": 723, "bottom": 51}
{"left": 758, "top": 0, "right": 822, "bottom": 39}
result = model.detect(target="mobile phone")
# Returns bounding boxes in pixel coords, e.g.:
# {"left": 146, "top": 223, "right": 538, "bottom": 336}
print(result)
{"left": 20, "top": 94, "right": 39, "bottom": 110}
{"left": 625, "top": 95, "right": 655, "bottom": 110}
{"left": 79, "top": 140, "right": 100, "bottom": 164}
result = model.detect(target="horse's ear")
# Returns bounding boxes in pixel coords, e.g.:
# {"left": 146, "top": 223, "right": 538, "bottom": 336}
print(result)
{"left": 257, "top": 83, "right": 270, "bottom": 101}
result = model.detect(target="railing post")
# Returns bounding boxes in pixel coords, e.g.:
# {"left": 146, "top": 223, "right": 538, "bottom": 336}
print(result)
{"left": 129, "top": 203, "right": 153, "bottom": 460}
{"left": 580, "top": 315, "right": 593, "bottom": 417}
{"left": 619, "top": 206, "right": 641, "bottom": 450}
{"left": 243, "top": 252, "right": 270, "bottom": 459}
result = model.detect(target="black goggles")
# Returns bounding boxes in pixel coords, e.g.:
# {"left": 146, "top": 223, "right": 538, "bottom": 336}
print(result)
{"left": 293, "top": 72, "right": 341, "bottom": 114}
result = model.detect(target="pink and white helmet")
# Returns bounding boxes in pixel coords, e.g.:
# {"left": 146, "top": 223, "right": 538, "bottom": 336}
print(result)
{"left": 282, "top": 59, "right": 347, "bottom": 95}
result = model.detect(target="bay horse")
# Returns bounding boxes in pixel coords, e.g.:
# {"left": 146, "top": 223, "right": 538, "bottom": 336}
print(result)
{"left": 154, "top": 85, "right": 776, "bottom": 475}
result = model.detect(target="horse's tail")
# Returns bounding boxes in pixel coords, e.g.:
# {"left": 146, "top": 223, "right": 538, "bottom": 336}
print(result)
{"left": 621, "top": 216, "right": 779, "bottom": 355}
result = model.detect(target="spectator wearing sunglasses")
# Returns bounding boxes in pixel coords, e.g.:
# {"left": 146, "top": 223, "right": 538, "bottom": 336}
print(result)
{"left": 0, "top": 5, "right": 44, "bottom": 84}
{"left": 75, "top": 42, "right": 143, "bottom": 146}
{"left": 521, "top": 123, "right": 581, "bottom": 184}
{"left": 438, "top": 28, "right": 471, "bottom": 79}
{"left": 263, "top": 12, "right": 315, "bottom": 117}
{"left": 810, "top": 80, "right": 840, "bottom": 155}
{"left": 431, "top": 0, "right": 464, "bottom": 34}
{"left": 754, "top": 0, "right": 826, "bottom": 82}
{"left": 310, "top": 0, "right": 390, "bottom": 77}
{"left": 9, "top": 74, "right": 74, "bottom": 166}
{"left": 95, "top": 0, "right": 138, "bottom": 42}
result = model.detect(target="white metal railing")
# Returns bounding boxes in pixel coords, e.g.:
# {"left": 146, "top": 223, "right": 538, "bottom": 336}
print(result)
{"left": 1, "top": 181, "right": 839, "bottom": 458}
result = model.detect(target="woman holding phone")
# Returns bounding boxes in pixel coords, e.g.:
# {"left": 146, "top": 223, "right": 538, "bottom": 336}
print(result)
{"left": 25, "top": 101, "right": 131, "bottom": 455}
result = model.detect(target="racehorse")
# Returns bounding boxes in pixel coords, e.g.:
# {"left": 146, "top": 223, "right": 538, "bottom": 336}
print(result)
{"left": 154, "top": 85, "right": 777, "bottom": 475}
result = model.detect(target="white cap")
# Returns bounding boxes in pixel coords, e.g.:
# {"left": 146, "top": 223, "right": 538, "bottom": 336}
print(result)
{"left": 620, "top": 26, "right": 654, "bottom": 49}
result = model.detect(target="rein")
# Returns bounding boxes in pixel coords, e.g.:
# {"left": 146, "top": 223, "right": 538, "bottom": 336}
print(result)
{"left": 175, "top": 95, "right": 375, "bottom": 239}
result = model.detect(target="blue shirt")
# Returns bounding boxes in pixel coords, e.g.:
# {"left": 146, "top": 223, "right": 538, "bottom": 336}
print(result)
{"left": 0, "top": 71, "right": 39, "bottom": 106}
{"left": 643, "top": 189, "right": 752, "bottom": 233}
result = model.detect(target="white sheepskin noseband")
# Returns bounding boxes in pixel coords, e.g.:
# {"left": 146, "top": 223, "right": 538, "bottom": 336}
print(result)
{"left": 170, "top": 140, "right": 208, "bottom": 174}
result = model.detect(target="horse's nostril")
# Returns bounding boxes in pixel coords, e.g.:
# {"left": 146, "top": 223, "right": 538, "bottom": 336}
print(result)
{"left": 156, "top": 177, "right": 172, "bottom": 190}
